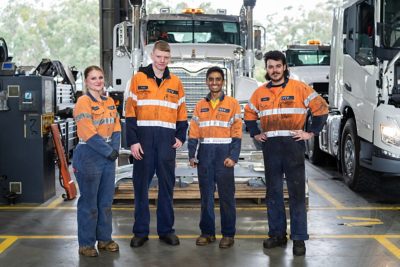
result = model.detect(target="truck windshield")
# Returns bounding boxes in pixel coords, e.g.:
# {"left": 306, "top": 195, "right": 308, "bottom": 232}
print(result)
{"left": 382, "top": 0, "right": 400, "bottom": 48}
{"left": 286, "top": 49, "right": 330, "bottom": 67}
{"left": 146, "top": 20, "right": 240, "bottom": 45}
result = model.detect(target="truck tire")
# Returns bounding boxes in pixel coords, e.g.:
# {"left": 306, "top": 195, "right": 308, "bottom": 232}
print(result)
{"left": 340, "top": 118, "right": 377, "bottom": 191}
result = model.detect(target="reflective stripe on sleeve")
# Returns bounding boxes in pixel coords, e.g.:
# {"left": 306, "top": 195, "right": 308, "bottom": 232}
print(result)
{"left": 129, "top": 92, "right": 138, "bottom": 101}
{"left": 178, "top": 96, "right": 186, "bottom": 106}
{"left": 75, "top": 113, "right": 92, "bottom": 122}
{"left": 93, "top": 117, "right": 115, "bottom": 126}
{"left": 229, "top": 114, "right": 242, "bottom": 125}
{"left": 248, "top": 102, "right": 259, "bottom": 113}
{"left": 191, "top": 116, "right": 199, "bottom": 124}
{"left": 235, "top": 114, "right": 242, "bottom": 119}
{"left": 304, "top": 91, "right": 319, "bottom": 107}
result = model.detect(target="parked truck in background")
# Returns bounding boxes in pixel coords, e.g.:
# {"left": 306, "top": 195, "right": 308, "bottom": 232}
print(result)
{"left": 284, "top": 41, "right": 331, "bottom": 163}
{"left": 310, "top": 0, "right": 400, "bottom": 191}
{"left": 111, "top": 0, "right": 262, "bottom": 115}
{"left": 286, "top": 41, "right": 331, "bottom": 100}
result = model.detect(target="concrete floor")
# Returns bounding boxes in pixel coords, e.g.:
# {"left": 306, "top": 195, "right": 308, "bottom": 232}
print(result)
{"left": 1, "top": 160, "right": 400, "bottom": 266}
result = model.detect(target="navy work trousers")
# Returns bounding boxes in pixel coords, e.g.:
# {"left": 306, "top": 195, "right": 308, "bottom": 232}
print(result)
{"left": 262, "top": 137, "right": 309, "bottom": 241}
{"left": 132, "top": 127, "right": 177, "bottom": 237}
{"left": 197, "top": 144, "right": 236, "bottom": 237}
{"left": 73, "top": 144, "right": 116, "bottom": 247}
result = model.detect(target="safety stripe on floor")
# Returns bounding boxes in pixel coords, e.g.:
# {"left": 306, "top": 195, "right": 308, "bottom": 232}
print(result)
{"left": 308, "top": 180, "right": 344, "bottom": 208}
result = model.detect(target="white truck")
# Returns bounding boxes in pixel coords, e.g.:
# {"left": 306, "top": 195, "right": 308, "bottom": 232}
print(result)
{"left": 310, "top": 0, "right": 400, "bottom": 191}
{"left": 111, "top": 0, "right": 262, "bottom": 115}
{"left": 284, "top": 42, "right": 331, "bottom": 163}
{"left": 286, "top": 42, "right": 331, "bottom": 101}
{"left": 110, "top": 0, "right": 273, "bottom": 191}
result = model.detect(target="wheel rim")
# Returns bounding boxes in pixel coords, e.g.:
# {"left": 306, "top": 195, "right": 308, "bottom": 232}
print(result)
{"left": 343, "top": 136, "right": 355, "bottom": 177}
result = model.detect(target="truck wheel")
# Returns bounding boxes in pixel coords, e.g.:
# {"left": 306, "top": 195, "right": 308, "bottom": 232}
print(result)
{"left": 340, "top": 118, "right": 377, "bottom": 191}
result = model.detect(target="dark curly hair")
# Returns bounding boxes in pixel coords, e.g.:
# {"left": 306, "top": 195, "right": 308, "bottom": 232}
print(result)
{"left": 263, "top": 50, "right": 290, "bottom": 81}
{"left": 206, "top": 66, "right": 225, "bottom": 80}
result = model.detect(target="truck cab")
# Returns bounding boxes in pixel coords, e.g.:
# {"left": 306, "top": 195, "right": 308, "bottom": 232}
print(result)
{"left": 285, "top": 41, "right": 331, "bottom": 100}
{"left": 313, "top": 0, "right": 400, "bottom": 191}
{"left": 112, "top": 1, "right": 261, "bottom": 116}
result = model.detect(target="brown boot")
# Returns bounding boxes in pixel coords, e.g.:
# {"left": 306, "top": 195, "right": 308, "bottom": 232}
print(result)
{"left": 196, "top": 235, "right": 216, "bottom": 246}
{"left": 219, "top": 236, "right": 234, "bottom": 248}
{"left": 79, "top": 246, "right": 98, "bottom": 257}
{"left": 97, "top": 240, "right": 119, "bottom": 252}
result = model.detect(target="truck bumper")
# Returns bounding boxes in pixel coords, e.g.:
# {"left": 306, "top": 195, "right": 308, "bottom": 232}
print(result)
{"left": 363, "top": 146, "right": 400, "bottom": 174}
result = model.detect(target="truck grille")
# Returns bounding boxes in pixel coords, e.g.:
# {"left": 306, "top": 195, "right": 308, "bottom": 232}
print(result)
{"left": 169, "top": 68, "right": 209, "bottom": 116}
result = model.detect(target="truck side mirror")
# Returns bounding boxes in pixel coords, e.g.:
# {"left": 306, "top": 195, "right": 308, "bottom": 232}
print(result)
{"left": 255, "top": 50, "right": 263, "bottom": 60}
{"left": 254, "top": 29, "right": 262, "bottom": 50}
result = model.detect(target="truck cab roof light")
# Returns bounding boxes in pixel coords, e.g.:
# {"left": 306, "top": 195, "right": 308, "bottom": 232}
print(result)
{"left": 217, "top": 9, "right": 227, "bottom": 15}
{"left": 307, "top": 39, "right": 321, "bottom": 45}
{"left": 182, "top": 8, "right": 204, "bottom": 14}
{"left": 160, "top": 8, "right": 170, "bottom": 14}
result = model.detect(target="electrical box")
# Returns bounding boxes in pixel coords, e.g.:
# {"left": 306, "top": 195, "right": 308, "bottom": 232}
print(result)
{"left": 0, "top": 75, "right": 55, "bottom": 203}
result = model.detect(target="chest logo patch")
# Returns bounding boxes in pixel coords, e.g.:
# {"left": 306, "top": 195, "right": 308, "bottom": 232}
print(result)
{"left": 281, "top": 96, "right": 294, "bottom": 101}
{"left": 167, "top": 89, "right": 178, "bottom": 95}
{"left": 92, "top": 106, "right": 100, "bottom": 111}
{"left": 218, "top": 107, "right": 230, "bottom": 113}
{"left": 261, "top": 97, "right": 270, "bottom": 101}
{"left": 200, "top": 108, "right": 209, "bottom": 112}
{"left": 138, "top": 85, "right": 148, "bottom": 90}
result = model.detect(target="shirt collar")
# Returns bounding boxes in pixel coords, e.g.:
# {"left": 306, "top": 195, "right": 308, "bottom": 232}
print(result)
{"left": 205, "top": 91, "right": 225, "bottom": 102}
{"left": 86, "top": 91, "right": 107, "bottom": 102}
{"left": 266, "top": 78, "right": 289, "bottom": 89}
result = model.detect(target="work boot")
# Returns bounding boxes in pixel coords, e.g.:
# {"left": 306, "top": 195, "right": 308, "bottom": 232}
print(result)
{"left": 97, "top": 240, "right": 119, "bottom": 252}
{"left": 219, "top": 236, "right": 234, "bottom": 249}
{"left": 196, "top": 234, "right": 216, "bottom": 246}
{"left": 293, "top": 240, "right": 306, "bottom": 256}
{"left": 159, "top": 233, "right": 180, "bottom": 246}
{"left": 78, "top": 246, "right": 98, "bottom": 257}
{"left": 263, "top": 236, "right": 288, "bottom": 249}
{"left": 130, "top": 236, "right": 149, "bottom": 248}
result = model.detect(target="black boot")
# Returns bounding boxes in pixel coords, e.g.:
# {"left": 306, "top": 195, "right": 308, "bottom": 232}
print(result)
{"left": 263, "top": 236, "right": 288, "bottom": 249}
{"left": 130, "top": 236, "right": 149, "bottom": 248}
{"left": 159, "top": 233, "right": 180, "bottom": 246}
{"left": 293, "top": 240, "right": 306, "bottom": 256}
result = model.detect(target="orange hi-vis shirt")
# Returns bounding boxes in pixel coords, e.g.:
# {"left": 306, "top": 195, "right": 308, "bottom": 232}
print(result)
{"left": 244, "top": 79, "right": 328, "bottom": 138}
{"left": 189, "top": 95, "right": 242, "bottom": 144}
{"left": 125, "top": 71, "right": 187, "bottom": 130}
{"left": 74, "top": 94, "right": 121, "bottom": 142}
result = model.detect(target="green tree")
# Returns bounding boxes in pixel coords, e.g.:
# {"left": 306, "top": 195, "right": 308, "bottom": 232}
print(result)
{"left": 0, "top": 0, "right": 99, "bottom": 72}
{"left": 254, "top": 0, "right": 341, "bottom": 82}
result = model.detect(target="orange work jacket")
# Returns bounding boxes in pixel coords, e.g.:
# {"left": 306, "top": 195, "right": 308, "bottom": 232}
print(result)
{"left": 189, "top": 94, "right": 242, "bottom": 143}
{"left": 74, "top": 94, "right": 121, "bottom": 142}
{"left": 244, "top": 79, "right": 328, "bottom": 137}
{"left": 125, "top": 71, "right": 187, "bottom": 130}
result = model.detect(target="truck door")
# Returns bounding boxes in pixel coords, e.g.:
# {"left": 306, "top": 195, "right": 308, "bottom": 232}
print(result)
{"left": 342, "top": 0, "right": 376, "bottom": 142}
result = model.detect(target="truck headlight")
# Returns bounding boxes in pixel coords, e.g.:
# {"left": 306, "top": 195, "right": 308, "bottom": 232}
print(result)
{"left": 381, "top": 124, "right": 400, "bottom": 146}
